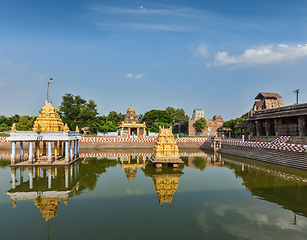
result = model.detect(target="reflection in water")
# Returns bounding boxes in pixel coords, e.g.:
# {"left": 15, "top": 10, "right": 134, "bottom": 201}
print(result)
{"left": 143, "top": 167, "right": 184, "bottom": 205}
{"left": 120, "top": 156, "right": 146, "bottom": 182}
{"left": 2, "top": 150, "right": 307, "bottom": 239}
{"left": 5, "top": 158, "right": 118, "bottom": 222}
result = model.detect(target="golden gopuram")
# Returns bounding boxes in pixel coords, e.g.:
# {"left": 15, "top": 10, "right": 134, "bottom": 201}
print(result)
{"left": 150, "top": 126, "right": 183, "bottom": 168}
{"left": 32, "top": 100, "right": 70, "bottom": 132}
{"left": 9, "top": 100, "right": 80, "bottom": 166}
{"left": 118, "top": 106, "right": 146, "bottom": 137}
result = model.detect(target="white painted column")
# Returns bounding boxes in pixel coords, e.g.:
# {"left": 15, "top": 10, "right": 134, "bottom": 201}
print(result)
{"left": 28, "top": 167, "right": 33, "bottom": 189}
{"left": 28, "top": 142, "right": 33, "bottom": 163}
{"left": 48, "top": 142, "right": 52, "bottom": 162}
{"left": 65, "top": 141, "right": 69, "bottom": 160}
{"left": 74, "top": 140, "right": 77, "bottom": 158}
{"left": 48, "top": 168, "right": 52, "bottom": 189}
{"left": 20, "top": 141, "right": 23, "bottom": 161}
{"left": 70, "top": 141, "right": 73, "bottom": 160}
{"left": 34, "top": 142, "right": 37, "bottom": 159}
{"left": 11, "top": 142, "right": 16, "bottom": 164}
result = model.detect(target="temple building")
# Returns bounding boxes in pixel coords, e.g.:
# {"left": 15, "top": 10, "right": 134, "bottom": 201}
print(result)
{"left": 173, "top": 109, "right": 224, "bottom": 136}
{"left": 244, "top": 93, "right": 307, "bottom": 144}
{"left": 252, "top": 92, "right": 284, "bottom": 111}
{"left": 9, "top": 100, "right": 80, "bottom": 166}
{"left": 150, "top": 126, "right": 183, "bottom": 168}
{"left": 118, "top": 106, "right": 146, "bottom": 137}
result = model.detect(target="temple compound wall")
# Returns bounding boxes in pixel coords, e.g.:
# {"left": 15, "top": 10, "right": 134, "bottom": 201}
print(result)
{"left": 247, "top": 103, "right": 307, "bottom": 144}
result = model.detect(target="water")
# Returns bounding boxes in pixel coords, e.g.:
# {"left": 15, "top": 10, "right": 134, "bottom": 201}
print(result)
{"left": 1, "top": 149, "right": 307, "bottom": 240}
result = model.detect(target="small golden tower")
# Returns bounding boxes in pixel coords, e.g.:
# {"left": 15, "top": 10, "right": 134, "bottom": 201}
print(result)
{"left": 150, "top": 126, "right": 183, "bottom": 168}
{"left": 32, "top": 100, "right": 69, "bottom": 132}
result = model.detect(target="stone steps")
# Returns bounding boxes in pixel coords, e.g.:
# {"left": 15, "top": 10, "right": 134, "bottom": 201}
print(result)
{"left": 218, "top": 145, "right": 307, "bottom": 170}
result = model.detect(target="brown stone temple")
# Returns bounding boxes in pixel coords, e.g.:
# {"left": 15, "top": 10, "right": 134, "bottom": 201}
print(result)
{"left": 119, "top": 106, "right": 146, "bottom": 137}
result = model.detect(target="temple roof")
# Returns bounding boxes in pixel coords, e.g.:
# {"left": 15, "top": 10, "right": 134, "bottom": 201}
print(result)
{"left": 255, "top": 92, "right": 282, "bottom": 100}
{"left": 123, "top": 105, "right": 139, "bottom": 124}
{"left": 32, "top": 100, "right": 69, "bottom": 132}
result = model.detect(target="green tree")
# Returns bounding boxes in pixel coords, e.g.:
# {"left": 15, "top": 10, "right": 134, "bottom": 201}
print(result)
{"left": 58, "top": 93, "right": 98, "bottom": 130}
{"left": 150, "top": 122, "right": 171, "bottom": 133}
{"left": 194, "top": 117, "right": 207, "bottom": 132}
{"left": 17, "top": 115, "right": 37, "bottom": 131}
{"left": 141, "top": 110, "right": 173, "bottom": 132}
{"left": 165, "top": 107, "right": 189, "bottom": 123}
{"left": 223, "top": 113, "right": 248, "bottom": 132}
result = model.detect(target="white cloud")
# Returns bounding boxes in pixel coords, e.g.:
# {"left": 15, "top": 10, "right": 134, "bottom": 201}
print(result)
{"left": 195, "top": 42, "right": 209, "bottom": 57}
{"left": 126, "top": 73, "right": 145, "bottom": 79}
{"left": 207, "top": 44, "right": 307, "bottom": 68}
{"left": 39, "top": 75, "right": 46, "bottom": 80}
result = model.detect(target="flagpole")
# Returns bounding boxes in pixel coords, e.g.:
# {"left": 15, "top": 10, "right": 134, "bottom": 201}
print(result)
{"left": 47, "top": 78, "right": 53, "bottom": 101}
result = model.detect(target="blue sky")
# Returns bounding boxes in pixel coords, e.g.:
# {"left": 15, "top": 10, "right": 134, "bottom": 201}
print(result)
{"left": 1, "top": 0, "right": 307, "bottom": 120}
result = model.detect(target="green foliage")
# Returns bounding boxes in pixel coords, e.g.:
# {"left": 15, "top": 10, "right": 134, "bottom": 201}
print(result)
{"left": 141, "top": 110, "right": 173, "bottom": 132}
{"left": 165, "top": 107, "right": 189, "bottom": 123}
{"left": 58, "top": 93, "right": 98, "bottom": 131}
{"left": 223, "top": 113, "right": 248, "bottom": 132}
{"left": 150, "top": 122, "right": 171, "bottom": 133}
{"left": 16, "top": 115, "right": 37, "bottom": 131}
{"left": 192, "top": 157, "right": 207, "bottom": 171}
{"left": 0, "top": 123, "right": 10, "bottom": 132}
{"left": 195, "top": 117, "right": 207, "bottom": 132}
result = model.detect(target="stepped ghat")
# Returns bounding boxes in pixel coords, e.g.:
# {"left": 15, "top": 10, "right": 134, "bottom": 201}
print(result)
{"left": 9, "top": 100, "right": 80, "bottom": 166}
{"left": 150, "top": 126, "right": 183, "bottom": 168}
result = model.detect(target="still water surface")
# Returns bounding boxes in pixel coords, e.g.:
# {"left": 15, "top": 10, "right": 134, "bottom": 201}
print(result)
{"left": 1, "top": 149, "right": 307, "bottom": 240}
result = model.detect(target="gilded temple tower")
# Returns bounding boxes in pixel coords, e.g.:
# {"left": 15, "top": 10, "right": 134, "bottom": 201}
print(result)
{"left": 150, "top": 126, "right": 183, "bottom": 168}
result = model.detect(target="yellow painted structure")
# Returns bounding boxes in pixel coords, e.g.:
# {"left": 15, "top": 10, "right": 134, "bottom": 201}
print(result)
{"left": 153, "top": 126, "right": 179, "bottom": 159}
{"left": 32, "top": 100, "right": 70, "bottom": 132}
{"left": 119, "top": 106, "right": 146, "bottom": 137}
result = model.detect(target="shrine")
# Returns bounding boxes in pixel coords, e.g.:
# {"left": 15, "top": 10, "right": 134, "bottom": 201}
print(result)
{"left": 9, "top": 99, "right": 80, "bottom": 166}
{"left": 118, "top": 106, "right": 146, "bottom": 137}
{"left": 150, "top": 126, "right": 183, "bottom": 168}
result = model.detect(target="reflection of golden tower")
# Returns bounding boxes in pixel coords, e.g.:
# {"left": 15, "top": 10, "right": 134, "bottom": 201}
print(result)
{"left": 125, "top": 168, "right": 138, "bottom": 183}
{"left": 33, "top": 198, "right": 68, "bottom": 222}
{"left": 32, "top": 100, "right": 70, "bottom": 132}
{"left": 153, "top": 174, "right": 182, "bottom": 206}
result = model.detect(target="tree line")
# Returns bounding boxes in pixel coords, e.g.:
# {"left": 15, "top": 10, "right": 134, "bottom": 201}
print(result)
{"left": 0, "top": 93, "right": 191, "bottom": 134}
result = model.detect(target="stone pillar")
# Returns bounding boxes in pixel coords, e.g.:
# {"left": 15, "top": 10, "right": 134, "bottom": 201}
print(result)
{"left": 265, "top": 119, "right": 269, "bottom": 137}
{"left": 47, "top": 142, "right": 52, "bottom": 163}
{"left": 20, "top": 141, "right": 23, "bottom": 161}
{"left": 274, "top": 118, "right": 281, "bottom": 137}
{"left": 74, "top": 140, "right": 77, "bottom": 158}
{"left": 28, "top": 167, "right": 33, "bottom": 189}
{"left": 11, "top": 168, "right": 16, "bottom": 189}
{"left": 298, "top": 116, "right": 306, "bottom": 137}
{"left": 11, "top": 141, "right": 16, "bottom": 164}
{"left": 256, "top": 121, "right": 261, "bottom": 137}
{"left": 120, "top": 128, "right": 123, "bottom": 137}
{"left": 28, "top": 142, "right": 33, "bottom": 163}
{"left": 128, "top": 128, "right": 131, "bottom": 136}
{"left": 137, "top": 128, "right": 139, "bottom": 136}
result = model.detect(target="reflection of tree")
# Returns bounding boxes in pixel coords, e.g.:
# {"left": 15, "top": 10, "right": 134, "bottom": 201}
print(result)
{"left": 224, "top": 160, "right": 307, "bottom": 217}
{"left": 143, "top": 166, "right": 184, "bottom": 206}
{"left": 0, "top": 160, "right": 10, "bottom": 168}
{"left": 192, "top": 157, "right": 207, "bottom": 171}
{"left": 75, "top": 158, "right": 117, "bottom": 195}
